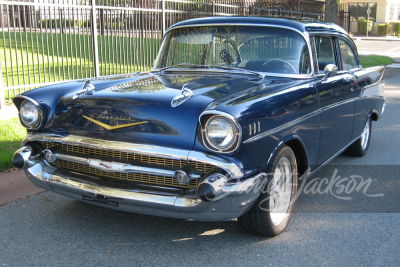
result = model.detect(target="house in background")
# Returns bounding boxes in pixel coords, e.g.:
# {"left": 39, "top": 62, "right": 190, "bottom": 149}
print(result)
{"left": 339, "top": 0, "right": 400, "bottom": 34}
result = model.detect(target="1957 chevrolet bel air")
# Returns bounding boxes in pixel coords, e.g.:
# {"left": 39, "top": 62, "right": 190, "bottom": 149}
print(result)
{"left": 12, "top": 17, "right": 385, "bottom": 236}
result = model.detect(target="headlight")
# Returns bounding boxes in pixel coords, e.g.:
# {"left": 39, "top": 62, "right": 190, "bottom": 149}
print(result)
{"left": 203, "top": 114, "right": 241, "bottom": 152}
{"left": 19, "top": 99, "right": 42, "bottom": 129}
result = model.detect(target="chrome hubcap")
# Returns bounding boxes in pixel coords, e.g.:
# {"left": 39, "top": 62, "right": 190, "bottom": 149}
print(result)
{"left": 269, "top": 157, "right": 293, "bottom": 225}
{"left": 361, "top": 119, "right": 370, "bottom": 150}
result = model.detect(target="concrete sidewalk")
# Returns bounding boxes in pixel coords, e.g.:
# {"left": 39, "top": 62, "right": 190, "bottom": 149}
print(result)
{"left": 0, "top": 104, "right": 18, "bottom": 121}
{"left": 0, "top": 169, "right": 45, "bottom": 206}
{"left": 352, "top": 35, "right": 400, "bottom": 41}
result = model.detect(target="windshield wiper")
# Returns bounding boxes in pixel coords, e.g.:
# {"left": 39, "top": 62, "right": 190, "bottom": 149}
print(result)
{"left": 156, "top": 63, "right": 209, "bottom": 72}
{"left": 209, "top": 65, "right": 265, "bottom": 80}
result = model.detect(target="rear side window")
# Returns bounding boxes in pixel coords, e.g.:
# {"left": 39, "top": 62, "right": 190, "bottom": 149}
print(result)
{"left": 339, "top": 39, "right": 358, "bottom": 70}
{"left": 313, "top": 37, "right": 335, "bottom": 74}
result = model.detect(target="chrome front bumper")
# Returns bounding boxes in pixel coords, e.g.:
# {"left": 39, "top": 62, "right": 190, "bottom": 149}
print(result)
{"left": 25, "top": 161, "right": 267, "bottom": 221}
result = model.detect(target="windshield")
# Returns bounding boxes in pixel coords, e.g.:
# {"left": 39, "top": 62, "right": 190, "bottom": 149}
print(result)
{"left": 154, "top": 26, "right": 311, "bottom": 75}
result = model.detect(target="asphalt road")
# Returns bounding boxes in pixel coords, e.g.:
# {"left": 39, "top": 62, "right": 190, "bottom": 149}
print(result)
{"left": 354, "top": 38, "right": 400, "bottom": 58}
{"left": 1, "top": 75, "right": 399, "bottom": 266}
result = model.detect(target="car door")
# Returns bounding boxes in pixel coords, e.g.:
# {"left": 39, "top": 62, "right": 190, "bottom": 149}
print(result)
{"left": 337, "top": 37, "right": 384, "bottom": 142}
{"left": 312, "top": 35, "right": 356, "bottom": 165}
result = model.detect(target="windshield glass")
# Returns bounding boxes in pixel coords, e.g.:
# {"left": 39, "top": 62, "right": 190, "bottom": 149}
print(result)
{"left": 154, "top": 26, "right": 311, "bottom": 75}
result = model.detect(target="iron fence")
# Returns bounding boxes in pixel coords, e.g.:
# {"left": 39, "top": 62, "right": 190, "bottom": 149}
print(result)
{"left": 0, "top": 0, "right": 323, "bottom": 107}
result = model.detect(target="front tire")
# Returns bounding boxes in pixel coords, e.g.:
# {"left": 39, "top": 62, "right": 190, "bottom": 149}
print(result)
{"left": 238, "top": 145, "right": 298, "bottom": 236}
{"left": 345, "top": 116, "right": 371, "bottom": 157}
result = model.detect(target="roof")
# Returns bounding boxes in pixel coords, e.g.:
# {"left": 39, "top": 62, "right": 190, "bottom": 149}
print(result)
{"left": 167, "top": 16, "right": 348, "bottom": 35}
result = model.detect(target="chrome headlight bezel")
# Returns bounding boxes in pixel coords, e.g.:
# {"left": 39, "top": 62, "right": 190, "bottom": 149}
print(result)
{"left": 200, "top": 111, "right": 242, "bottom": 153}
{"left": 19, "top": 98, "right": 44, "bottom": 129}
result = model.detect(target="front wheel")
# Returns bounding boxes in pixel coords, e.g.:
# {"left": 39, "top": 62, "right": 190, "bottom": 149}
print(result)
{"left": 238, "top": 145, "right": 298, "bottom": 236}
{"left": 345, "top": 116, "right": 371, "bottom": 157}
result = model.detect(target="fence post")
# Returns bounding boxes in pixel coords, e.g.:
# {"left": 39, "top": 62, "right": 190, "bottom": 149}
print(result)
{"left": 161, "top": 0, "right": 165, "bottom": 37}
{"left": 212, "top": 1, "right": 215, "bottom": 17}
{"left": 91, "top": 0, "right": 100, "bottom": 77}
{"left": 0, "top": 59, "right": 4, "bottom": 109}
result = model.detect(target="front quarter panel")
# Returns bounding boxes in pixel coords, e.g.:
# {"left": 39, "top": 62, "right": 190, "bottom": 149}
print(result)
{"left": 195, "top": 79, "right": 320, "bottom": 176}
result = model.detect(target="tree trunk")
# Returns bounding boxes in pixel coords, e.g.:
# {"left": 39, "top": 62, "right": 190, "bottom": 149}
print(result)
{"left": 325, "top": 0, "right": 338, "bottom": 24}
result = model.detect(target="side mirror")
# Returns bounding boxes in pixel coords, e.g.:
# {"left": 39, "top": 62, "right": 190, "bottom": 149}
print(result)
{"left": 323, "top": 64, "right": 338, "bottom": 80}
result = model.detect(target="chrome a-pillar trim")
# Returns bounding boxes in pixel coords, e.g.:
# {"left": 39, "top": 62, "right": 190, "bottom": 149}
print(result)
{"left": 23, "top": 134, "right": 245, "bottom": 179}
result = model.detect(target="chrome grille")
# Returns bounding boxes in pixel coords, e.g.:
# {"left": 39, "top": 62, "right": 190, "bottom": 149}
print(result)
{"left": 36, "top": 141, "right": 215, "bottom": 189}
{"left": 54, "top": 160, "right": 199, "bottom": 189}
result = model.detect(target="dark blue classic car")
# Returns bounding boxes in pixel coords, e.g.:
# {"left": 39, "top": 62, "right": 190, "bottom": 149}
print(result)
{"left": 13, "top": 17, "right": 385, "bottom": 236}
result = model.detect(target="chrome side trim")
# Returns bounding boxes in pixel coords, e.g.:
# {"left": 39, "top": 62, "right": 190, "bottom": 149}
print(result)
{"left": 308, "top": 135, "right": 360, "bottom": 178}
{"left": 56, "top": 153, "right": 176, "bottom": 177}
{"left": 244, "top": 98, "right": 356, "bottom": 144}
{"left": 244, "top": 110, "right": 320, "bottom": 144}
{"left": 23, "top": 134, "right": 245, "bottom": 179}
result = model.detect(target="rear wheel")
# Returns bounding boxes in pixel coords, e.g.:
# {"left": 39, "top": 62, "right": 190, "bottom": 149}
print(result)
{"left": 345, "top": 116, "right": 371, "bottom": 157}
{"left": 238, "top": 145, "right": 298, "bottom": 236}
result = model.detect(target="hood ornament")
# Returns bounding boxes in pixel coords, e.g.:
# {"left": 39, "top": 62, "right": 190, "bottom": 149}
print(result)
{"left": 171, "top": 83, "right": 194, "bottom": 107}
{"left": 73, "top": 80, "right": 96, "bottom": 99}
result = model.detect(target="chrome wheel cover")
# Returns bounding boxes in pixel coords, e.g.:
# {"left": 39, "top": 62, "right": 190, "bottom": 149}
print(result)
{"left": 361, "top": 119, "right": 370, "bottom": 150}
{"left": 269, "top": 157, "right": 293, "bottom": 225}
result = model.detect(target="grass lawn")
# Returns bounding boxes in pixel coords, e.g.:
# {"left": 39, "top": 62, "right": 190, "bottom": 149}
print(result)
{"left": 0, "top": 118, "right": 27, "bottom": 172}
{"left": 360, "top": 55, "right": 394, "bottom": 68}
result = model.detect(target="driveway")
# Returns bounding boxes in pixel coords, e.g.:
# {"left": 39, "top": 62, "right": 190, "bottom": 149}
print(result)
{"left": 1, "top": 73, "right": 399, "bottom": 266}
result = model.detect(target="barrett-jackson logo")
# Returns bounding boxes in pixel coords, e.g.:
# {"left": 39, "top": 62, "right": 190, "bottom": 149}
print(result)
{"left": 83, "top": 113, "right": 148, "bottom": 131}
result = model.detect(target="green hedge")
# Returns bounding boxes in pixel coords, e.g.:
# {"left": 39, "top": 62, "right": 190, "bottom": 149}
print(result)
{"left": 358, "top": 20, "right": 374, "bottom": 35}
{"left": 378, "top": 24, "right": 387, "bottom": 36}
{"left": 396, "top": 22, "right": 400, "bottom": 37}
{"left": 40, "top": 19, "right": 75, "bottom": 29}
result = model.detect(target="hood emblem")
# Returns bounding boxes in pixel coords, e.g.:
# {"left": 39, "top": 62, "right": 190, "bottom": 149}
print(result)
{"left": 83, "top": 115, "right": 148, "bottom": 130}
{"left": 171, "top": 83, "right": 194, "bottom": 107}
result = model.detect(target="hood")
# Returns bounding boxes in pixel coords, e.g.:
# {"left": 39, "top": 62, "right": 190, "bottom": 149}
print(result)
{"left": 27, "top": 73, "right": 292, "bottom": 150}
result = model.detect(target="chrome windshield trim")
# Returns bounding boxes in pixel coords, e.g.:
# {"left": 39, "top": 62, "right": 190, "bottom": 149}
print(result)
{"left": 23, "top": 134, "right": 245, "bottom": 179}
{"left": 157, "top": 23, "right": 314, "bottom": 77}
{"left": 152, "top": 68, "right": 313, "bottom": 79}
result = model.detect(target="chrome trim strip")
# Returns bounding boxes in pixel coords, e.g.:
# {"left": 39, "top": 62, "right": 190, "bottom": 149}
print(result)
{"left": 23, "top": 134, "right": 189, "bottom": 161}
{"left": 244, "top": 98, "right": 356, "bottom": 144}
{"left": 308, "top": 135, "right": 360, "bottom": 178}
{"left": 320, "top": 98, "right": 355, "bottom": 112}
{"left": 56, "top": 153, "right": 176, "bottom": 177}
{"left": 187, "top": 151, "right": 244, "bottom": 179}
{"left": 244, "top": 110, "right": 320, "bottom": 144}
{"left": 23, "top": 134, "right": 245, "bottom": 179}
